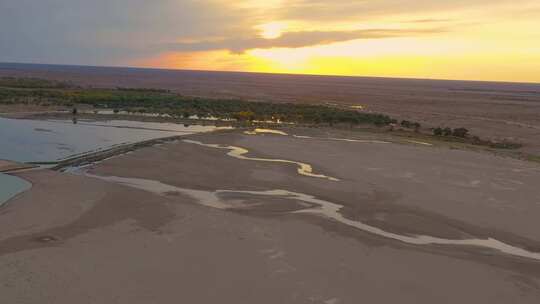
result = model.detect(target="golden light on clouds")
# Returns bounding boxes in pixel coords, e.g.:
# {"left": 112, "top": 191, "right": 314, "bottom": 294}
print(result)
{"left": 3, "top": 0, "right": 539, "bottom": 82}
{"left": 134, "top": 0, "right": 540, "bottom": 83}
{"left": 235, "top": 0, "right": 285, "bottom": 9}
{"left": 257, "top": 22, "right": 288, "bottom": 39}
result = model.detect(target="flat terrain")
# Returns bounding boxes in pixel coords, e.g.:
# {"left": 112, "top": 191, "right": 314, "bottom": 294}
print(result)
{"left": 2, "top": 129, "right": 540, "bottom": 303}
{"left": 2, "top": 62, "right": 540, "bottom": 153}
{"left": 0, "top": 160, "right": 34, "bottom": 172}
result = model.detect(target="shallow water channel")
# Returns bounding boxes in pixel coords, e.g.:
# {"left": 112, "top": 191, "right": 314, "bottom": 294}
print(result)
{"left": 85, "top": 174, "right": 540, "bottom": 261}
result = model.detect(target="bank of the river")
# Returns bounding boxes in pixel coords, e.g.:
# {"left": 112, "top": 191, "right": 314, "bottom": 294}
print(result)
{"left": 0, "top": 173, "right": 31, "bottom": 207}
{"left": 0, "top": 116, "right": 223, "bottom": 208}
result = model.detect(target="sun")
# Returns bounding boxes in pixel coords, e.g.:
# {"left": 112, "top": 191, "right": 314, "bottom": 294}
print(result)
{"left": 256, "top": 22, "right": 287, "bottom": 39}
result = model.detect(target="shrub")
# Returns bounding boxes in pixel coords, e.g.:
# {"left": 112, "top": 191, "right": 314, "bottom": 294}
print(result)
{"left": 452, "top": 128, "right": 469, "bottom": 138}
{"left": 442, "top": 127, "right": 452, "bottom": 136}
{"left": 400, "top": 120, "right": 412, "bottom": 128}
{"left": 233, "top": 111, "right": 255, "bottom": 121}
{"left": 489, "top": 141, "right": 523, "bottom": 149}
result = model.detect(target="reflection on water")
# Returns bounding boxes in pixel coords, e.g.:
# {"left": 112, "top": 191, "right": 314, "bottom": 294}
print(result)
{"left": 183, "top": 139, "right": 339, "bottom": 181}
{"left": 292, "top": 135, "right": 390, "bottom": 144}
{"left": 406, "top": 140, "right": 433, "bottom": 146}
{"left": 244, "top": 129, "right": 289, "bottom": 136}
{"left": 242, "top": 128, "right": 389, "bottom": 144}
{"left": 0, "top": 174, "right": 31, "bottom": 207}
{"left": 0, "top": 117, "right": 217, "bottom": 163}
{"left": 85, "top": 174, "right": 540, "bottom": 261}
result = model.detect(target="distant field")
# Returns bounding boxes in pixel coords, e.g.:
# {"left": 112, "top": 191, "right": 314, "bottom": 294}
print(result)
{"left": 1, "top": 62, "right": 540, "bottom": 153}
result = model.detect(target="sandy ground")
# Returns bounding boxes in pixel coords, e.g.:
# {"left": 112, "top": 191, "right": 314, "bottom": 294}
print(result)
{"left": 2, "top": 63, "right": 540, "bottom": 153}
{"left": 0, "top": 160, "right": 35, "bottom": 172}
{"left": 2, "top": 129, "right": 540, "bottom": 303}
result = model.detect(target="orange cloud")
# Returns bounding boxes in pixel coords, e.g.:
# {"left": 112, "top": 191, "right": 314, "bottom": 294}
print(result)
{"left": 134, "top": 51, "right": 273, "bottom": 73}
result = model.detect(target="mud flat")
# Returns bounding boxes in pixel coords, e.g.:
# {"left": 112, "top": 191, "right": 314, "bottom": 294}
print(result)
{"left": 1, "top": 128, "right": 540, "bottom": 303}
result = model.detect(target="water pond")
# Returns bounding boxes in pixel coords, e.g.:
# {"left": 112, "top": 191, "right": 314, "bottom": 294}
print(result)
{"left": 0, "top": 117, "right": 217, "bottom": 163}
{"left": 0, "top": 117, "right": 218, "bottom": 205}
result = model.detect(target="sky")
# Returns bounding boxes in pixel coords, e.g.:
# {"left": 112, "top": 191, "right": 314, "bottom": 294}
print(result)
{"left": 1, "top": 0, "right": 540, "bottom": 83}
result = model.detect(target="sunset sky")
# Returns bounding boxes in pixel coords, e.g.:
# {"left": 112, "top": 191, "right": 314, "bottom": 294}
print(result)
{"left": 1, "top": 0, "right": 540, "bottom": 82}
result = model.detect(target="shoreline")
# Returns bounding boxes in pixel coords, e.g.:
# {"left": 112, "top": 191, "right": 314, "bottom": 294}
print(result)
{"left": 0, "top": 173, "right": 32, "bottom": 208}
{"left": 0, "top": 160, "right": 37, "bottom": 173}
{"left": 4, "top": 111, "right": 540, "bottom": 165}
{"left": 0, "top": 112, "right": 540, "bottom": 182}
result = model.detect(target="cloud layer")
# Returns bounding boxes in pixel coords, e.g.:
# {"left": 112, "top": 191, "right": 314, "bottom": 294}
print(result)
{"left": 0, "top": 0, "right": 538, "bottom": 70}
{"left": 0, "top": 0, "right": 252, "bottom": 64}
{"left": 167, "top": 28, "right": 445, "bottom": 53}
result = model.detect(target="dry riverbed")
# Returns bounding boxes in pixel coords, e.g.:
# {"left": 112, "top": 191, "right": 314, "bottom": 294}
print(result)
{"left": 2, "top": 128, "right": 540, "bottom": 303}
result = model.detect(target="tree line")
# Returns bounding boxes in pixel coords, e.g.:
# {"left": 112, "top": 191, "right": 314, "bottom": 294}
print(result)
{"left": 0, "top": 77, "right": 394, "bottom": 126}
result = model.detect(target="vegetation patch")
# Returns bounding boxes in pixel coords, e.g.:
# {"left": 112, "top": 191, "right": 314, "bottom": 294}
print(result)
{"left": 0, "top": 77, "right": 394, "bottom": 126}
{"left": 0, "top": 77, "right": 75, "bottom": 89}
{"left": 430, "top": 126, "right": 522, "bottom": 150}
{"left": 0, "top": 77, "right": 524, "bottom": 151}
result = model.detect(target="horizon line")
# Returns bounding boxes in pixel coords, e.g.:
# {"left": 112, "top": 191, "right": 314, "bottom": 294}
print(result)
{"left": 1, "top": 61, "right": 539, "bottom": 86}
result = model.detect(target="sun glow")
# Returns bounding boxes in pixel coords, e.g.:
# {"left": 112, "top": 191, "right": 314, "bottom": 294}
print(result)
{"left": 132, "top": 1, "right": 540, "bottom": 83}
{"left": 257, "top": 22, "right": 287, "bottom": 39}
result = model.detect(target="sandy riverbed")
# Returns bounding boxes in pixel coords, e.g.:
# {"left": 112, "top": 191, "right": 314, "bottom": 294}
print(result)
{"left": 2, "top": 129, "right": 540, "bottom": 303}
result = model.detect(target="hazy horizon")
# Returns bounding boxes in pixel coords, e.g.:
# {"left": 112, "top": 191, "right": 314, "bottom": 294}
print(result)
{"left": 3, "top": 61, "right": 540, "bottom": 86}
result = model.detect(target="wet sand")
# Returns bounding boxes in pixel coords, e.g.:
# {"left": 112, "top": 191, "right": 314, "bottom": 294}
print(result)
{"left": 0, "top": 160, "right": 35, "bottom": 172}
{"left": 2, "top": 129, "right": 540, "bottom": 303}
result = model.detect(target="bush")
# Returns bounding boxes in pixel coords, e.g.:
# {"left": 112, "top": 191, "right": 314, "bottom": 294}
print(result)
{"left": 452, "top": 128, "right": 469, "bottom": 138}
{"left": 233, "top": 111, "right": 255, "bottom": 121}
{"left": 434, "top": 127, "right": 468, "bottom": 138}
{"left": 401, "top": 120, "right": 421, "bottom": 131}
{"left": 442, "top": 127, "right": 452, "bottom": 136}
{"left": 489, "top": 141, "right": 523, "bottom": 149}
{"left": 401, "top": 120, "right": 412, "bottom": 128}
